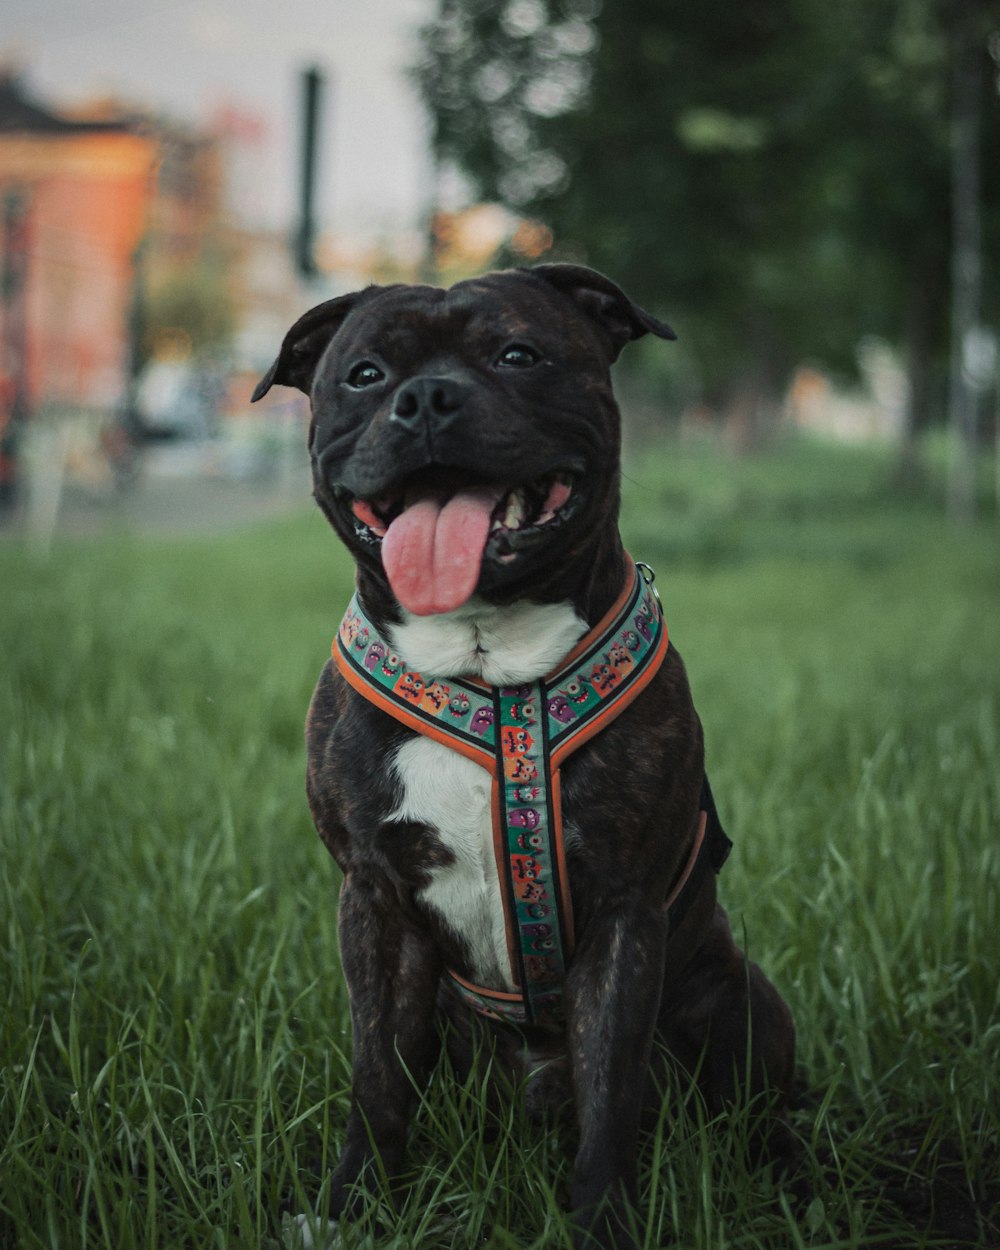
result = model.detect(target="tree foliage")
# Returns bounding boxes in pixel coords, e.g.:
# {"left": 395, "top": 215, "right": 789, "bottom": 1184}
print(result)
{"left": 416, "top": 0, "right": 1000, "bottom": 418}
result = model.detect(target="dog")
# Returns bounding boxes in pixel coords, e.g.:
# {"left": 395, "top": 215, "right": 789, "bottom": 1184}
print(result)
{"left": 253, "top": 264, "right": 795, "bottom": 1249}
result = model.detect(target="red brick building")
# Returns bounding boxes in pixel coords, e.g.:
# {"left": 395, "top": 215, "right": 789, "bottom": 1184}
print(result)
{"left": 0, "top": 76, "right": 157, "bottom": 407}
{"left": 0, "top": 75, "right": 158, "bottom": 498}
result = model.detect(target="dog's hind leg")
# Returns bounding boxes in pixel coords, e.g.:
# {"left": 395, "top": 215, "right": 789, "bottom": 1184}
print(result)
{"left": 656, "top": 903, "right": 796, "bottom": 1165}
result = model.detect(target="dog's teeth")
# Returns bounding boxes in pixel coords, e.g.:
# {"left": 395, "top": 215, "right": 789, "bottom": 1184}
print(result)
{"left": 351, "top": 499, "right": 387, "bottom": 536}
{"left": 503, "top": 491, "right": 526, "bottom": 530}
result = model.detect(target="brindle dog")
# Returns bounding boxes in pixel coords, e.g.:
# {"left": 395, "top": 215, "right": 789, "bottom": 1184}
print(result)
{"left": 254, "top": 265, "right": 795, "bottom": 1249}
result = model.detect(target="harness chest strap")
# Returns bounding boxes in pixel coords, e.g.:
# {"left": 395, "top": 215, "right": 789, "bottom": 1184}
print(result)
{"left": 333, "top": 561, "right": 731, "bottom": 1028}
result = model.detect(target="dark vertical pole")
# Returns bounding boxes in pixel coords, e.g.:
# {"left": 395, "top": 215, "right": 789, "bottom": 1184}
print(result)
{"left": 0, "top": 189, "right": 31, "bottom": 512}
{"left": 295, "top": 66, "right": 325, "bottom": 281}
{"left": 420, "top": 148, "right": 442, "bottom": 286}
{"left": 123, "top": 238, "right": 147, "bottom": 435}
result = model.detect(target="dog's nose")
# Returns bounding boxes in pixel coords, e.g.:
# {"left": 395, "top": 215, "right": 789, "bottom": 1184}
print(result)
{"left": 390, "top": 376, "right": 465, "bottom": 431}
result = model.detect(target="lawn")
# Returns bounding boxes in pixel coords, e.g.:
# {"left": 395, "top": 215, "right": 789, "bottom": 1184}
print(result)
{"left": 1, "top": 436, "right": 998, "bottom": 1249}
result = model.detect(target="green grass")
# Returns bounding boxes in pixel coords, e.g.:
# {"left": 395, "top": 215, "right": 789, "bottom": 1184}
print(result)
{"left": 2, "top": 435, "right": 998, "bottom": 1248}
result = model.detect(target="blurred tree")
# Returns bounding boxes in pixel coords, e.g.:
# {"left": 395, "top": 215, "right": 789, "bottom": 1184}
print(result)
{"left": 813, "top": 0, "right": 999, "bottom": 493}
{"left": 416, "top": 0, "right": 1000, "bottom": 449}
{"left": 141, "top": 237, "right": 237, "bottom": 365}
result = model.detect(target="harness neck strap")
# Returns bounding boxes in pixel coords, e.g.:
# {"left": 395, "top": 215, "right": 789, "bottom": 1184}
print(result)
{"left": 334, "top": 561, "right": 669, "bottom": 1028}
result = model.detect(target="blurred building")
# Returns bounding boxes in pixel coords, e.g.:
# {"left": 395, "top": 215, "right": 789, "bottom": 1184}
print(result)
{"left": 0, "top": 73, "right": 157, "bottom": 496}
{"left": 0, "top": 72, "right": 270, "bottom": 500}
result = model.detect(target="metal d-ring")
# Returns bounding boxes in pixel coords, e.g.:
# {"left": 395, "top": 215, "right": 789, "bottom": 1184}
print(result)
{"left": 635, "top": 561, "right": 661, "bottom": 602}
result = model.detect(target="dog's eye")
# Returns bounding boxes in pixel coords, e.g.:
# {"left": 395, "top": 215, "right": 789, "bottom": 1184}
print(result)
{"left": 497, "top": 344, "right": 539, "bottom": 369}
{"left": 346, "top": 361, "right": 385, "bottom": 389}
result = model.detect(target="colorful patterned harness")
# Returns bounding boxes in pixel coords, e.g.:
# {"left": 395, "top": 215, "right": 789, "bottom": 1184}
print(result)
{"left": 334, "top": 561, "right": 731, "bottom": 1029}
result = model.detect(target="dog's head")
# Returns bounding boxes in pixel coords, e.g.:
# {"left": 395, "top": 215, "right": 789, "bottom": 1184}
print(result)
{"left": 254, "top": 265, "right": 674, "bottom": 617}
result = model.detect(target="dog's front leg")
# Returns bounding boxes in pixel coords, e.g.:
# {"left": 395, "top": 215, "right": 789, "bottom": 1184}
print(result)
{"left": 565, "top": 904, "right": 668, "bottom": 1250}
{"left": 328, "top": 869, "right": 442, "bottom": 1221}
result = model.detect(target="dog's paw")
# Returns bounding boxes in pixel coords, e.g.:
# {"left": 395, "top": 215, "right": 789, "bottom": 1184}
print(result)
{"left": 280, "top": 1212, "right": 341, "bottom": 1250}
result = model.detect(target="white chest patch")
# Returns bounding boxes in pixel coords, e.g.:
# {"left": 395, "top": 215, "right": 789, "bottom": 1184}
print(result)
{"left": 390, "top": 736, "right": 513, "bottom": 990}
{"left": 388, "top": 597, "right": 586, "bottom": 684}
{"left": 385, "top": 596, "right": 588, "bottom": 990}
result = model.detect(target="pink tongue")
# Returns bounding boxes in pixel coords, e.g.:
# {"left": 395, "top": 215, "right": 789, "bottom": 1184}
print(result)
{"left": 381, "top": 487, "right": 504, "bottom": 616}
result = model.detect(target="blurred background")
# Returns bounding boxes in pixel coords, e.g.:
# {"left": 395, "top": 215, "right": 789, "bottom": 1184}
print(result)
{"left": 1, "top": 0, "right": 998, "bottom": 540}
{"left": 3, "top": 11, "right": 999, "bottom": 1243}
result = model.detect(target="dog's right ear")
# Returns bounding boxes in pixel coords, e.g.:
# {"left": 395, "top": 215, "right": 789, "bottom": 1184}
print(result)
{"left": 252, "top": 289, "right": 372, "bottom": 401}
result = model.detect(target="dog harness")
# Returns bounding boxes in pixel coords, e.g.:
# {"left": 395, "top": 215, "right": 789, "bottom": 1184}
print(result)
{"left": 334, "top": 560, "right": 731, "bottom": 1029}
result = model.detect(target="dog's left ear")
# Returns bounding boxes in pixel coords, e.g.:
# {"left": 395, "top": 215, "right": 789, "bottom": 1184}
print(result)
{"left": 526, "top": 264, "right": 676, "bottom": 362}
{"left": 251, "top": 288, "right": 378, "bottom": 401}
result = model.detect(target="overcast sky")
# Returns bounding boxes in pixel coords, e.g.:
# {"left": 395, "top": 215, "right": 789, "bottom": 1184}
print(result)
{"left": 4, "top": 0, "right": 436, "bottom": 239}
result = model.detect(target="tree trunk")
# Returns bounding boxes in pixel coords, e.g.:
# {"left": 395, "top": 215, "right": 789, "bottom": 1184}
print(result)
{"left": 896, "top": 252, "right": 940, "bottom": 490}
{"left": 947, "top": 3, "right": 984, "bottom": 523}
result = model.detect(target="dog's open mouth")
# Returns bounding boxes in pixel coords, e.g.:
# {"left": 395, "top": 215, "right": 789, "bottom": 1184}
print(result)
{"left": 347, "top": 470, "right": 577, "bottom": 616}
